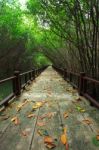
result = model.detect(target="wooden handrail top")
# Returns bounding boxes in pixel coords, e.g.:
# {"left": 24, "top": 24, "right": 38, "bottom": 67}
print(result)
{"left": 20, "top": 70, "right": 33, "bottom": 76}
{"left": 0, "top": 76, "right": 16, "bottom": 84}
{"left": 83, "top": 76, "right": 99, "bottom": 84}
{"left": 69, "top": 72, "right": 80, "bottom": 77}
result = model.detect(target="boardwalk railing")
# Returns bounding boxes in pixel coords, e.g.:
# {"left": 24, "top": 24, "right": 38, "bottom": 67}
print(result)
{"left": 0, "top": 66, "right": 48, "bottom": 107}
{"left": 53, "top": 66, "right": 99, "bottom": 108}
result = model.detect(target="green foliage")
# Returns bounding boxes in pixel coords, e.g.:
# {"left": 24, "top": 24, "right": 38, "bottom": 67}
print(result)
{"left": 33, "top": 52, "right": 51, "bottom": 67}
{"left": 0, "top": 0, "right": 99, "bottom": 79}
{"left": 0, "top": 0, "right": 50, "bottom": 78}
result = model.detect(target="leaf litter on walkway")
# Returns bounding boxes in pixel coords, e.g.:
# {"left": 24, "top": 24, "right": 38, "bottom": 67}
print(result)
{"left": 11, "top": 116, "right": 20, "bottom": 125}
{"left": 82, "top": 118, "right": 93, "bottom": 125}
{"left": 39, "top": 112, "right": 56, "bottom": 120}
{"left": 32, "top": 101, "right": 47, "bottom": 110}
{"left": 60, "top": 127, "right": 69, "bottom": 150}
{"left": 16, "top": 99, "right": 30, "bottom": 112}
{"left": 37, "top": 121, "right": 46, "bottom": 127}
{"left": 63, "top": 112, "right": 69, "bottom": 119}
{"left": 44, "top": 136, "right": 56, "bottom": 149}
{"left": 27, "top": 113, "right": 36, "bottom": 118}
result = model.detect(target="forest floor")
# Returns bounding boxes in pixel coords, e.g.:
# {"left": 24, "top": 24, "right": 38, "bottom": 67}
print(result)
{"left": 0, "top": 67, "right": 99, "bottom": 150}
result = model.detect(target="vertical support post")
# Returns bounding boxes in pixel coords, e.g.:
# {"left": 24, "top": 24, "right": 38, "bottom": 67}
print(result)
{"left": 32, "top": 69, "right": 35, "bottom": 80}
{"left": 31, "top": 71, "right": 33, "bottom": 81}
{"left": 79, "top": 72, "right": 85, "bottom": 96}
{"left": 29, "top": 72, "right": 31, "bottom": 81}
{"left": 13, "top": 71, "right": 21, "bottom": 96}
{"left": 70, "top": 72, "right": 72, "bottom": 82}
{"left": 36, "top": 69, "right": 38, "bottom": 76}
{"left": 64, "top": 69, "right": 67, "bottom": 80}
{"left": 25, "top": 74, "right": 27, "bottom": 83}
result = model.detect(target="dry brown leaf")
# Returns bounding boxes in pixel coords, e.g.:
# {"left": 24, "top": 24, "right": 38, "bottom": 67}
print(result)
{"left": 39, "top": 112, "right": 55, "bottom": 120}
{"left": 64, "top": 112, "right": 69, "bottom": 119}
{"left": 96, "top": 135, "right": 99, "bottom": 141}
{"left": 15, "top": 117, "right": 20, "bottom": 125}
{"left": 27, "top": 113, "right": 36, "bottom": 118}
{"left": 44, "top": 136, "right": 53, "bottom": 144}
{"left": 82, "top": 119, "right": 92, "bottom": 125}
{"left": 21, "top": 130, "right": 28, "bottom": 137}
{"left": 44, "top": 136, "right": 56, "bottom": 149}
{"left": 11, "top": 116, "right": 20, "bottom": 125}
{"left": 11, "top": 116, "right": 17, "bottom": 122}
{"left": 48, "top": 112, "right": 55, "bottom": 118}
{"left": 37, "top": 130, "right": 43, "bottom": 136}
{"left": 39, "top": 114, "right": 48, "bottom": 120}
{"left": 16, "top": 100, "right": 29, "bottom": 111}
{"left": 46, "top": 143, "right": 56, "bottom": 149}
{"left": 37, "top": 121, "right": 46, "bottom": 127}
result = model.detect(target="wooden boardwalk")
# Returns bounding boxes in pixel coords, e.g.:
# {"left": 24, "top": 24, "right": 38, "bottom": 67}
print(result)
{"left": 0, "top": 67, "right": 99, "bottom": 150}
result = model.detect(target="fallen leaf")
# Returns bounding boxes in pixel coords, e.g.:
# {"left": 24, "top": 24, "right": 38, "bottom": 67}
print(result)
{"left": 64, "top": 112, "right": 69, "bottom": 119}
{"left": 27, "top": 113, "right": 36, "bottom": 118}
{"left": 80, "top": 109, "right": 86, "bottom": 112}
{"left": 37, "top": 129, "right": 43, "bottom": 136}
{"left": 39, "top": 112, "right": 56, "bottom": 120}
{"left": 11, "top": 116, "right": 17, "bottom": 122}
{"left": 16, "top": 99, "right": 29, "bottom": 112}
{"left": 39, "top": 114, "right": 48, "bottom": 120}
{"left": 61, "top": 127, "right": 68, "bottom": 145}
{"left": 21, "top": 130, "right": 28, "bottom": 137}
{"left": 37, "top": 121, "right": 46, "bottom": 127}
{"left": 61, "top": 134, "right": 67, "bottom": 145}
{"left": 44, "top": 136, "right": 53, "bottom": 144}
{"left": 76, "top": 106, "right": 85, "bottom": 112}
{"left": 44, "top": 136, "right": 56, "bottom": 149}
{"left": 11, "top": 116, "right": 20, "bottom": 125}
{"left": 47, "top": 112, "right": 55, "bottom": 118}
{"left": 96, "top": 135, "right": 99, "bottom": 141}
{"left": 82, "top": 118, "right": 92, "bottom": 125}
{"left": 15, "top": 117, "right": 20, "bottom": 125}
{"left": 46, "top": 143, "right": 56, "bottom": 149}
{"left": 32, "top": 102, "right": 44, "bottom": 110}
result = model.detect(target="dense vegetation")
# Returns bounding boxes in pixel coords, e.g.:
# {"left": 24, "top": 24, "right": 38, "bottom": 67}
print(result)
{"left": 0, "top": 0, "right": 99, "bottom": 79}
{"left": 0, "top": 0, "right": 51, "bottom": 79}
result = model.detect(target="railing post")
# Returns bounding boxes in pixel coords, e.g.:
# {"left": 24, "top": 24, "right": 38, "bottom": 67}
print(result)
{"left": 79, "top": 72, "right": 85, "bottom": 96}
{"left": 13, "top": 71, "right": 21, "bottom": 96}
{"left": 70, "top": 72, "right": 72, "bottom": 82}
{"left": 64, "top": 69, "right": 67, "bottom": 80}
{"left": 29, "top": 72, "right": 32, "bottom": 81}
{"left": 32, "top": 69, "right": 35, "bottom": 80}
{"left": 25, "top": 74, "right": 27, "bottom": 83}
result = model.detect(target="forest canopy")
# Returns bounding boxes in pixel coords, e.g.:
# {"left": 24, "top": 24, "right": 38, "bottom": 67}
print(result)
{"left": 0, "top": 0, "right": 99, "bottom": 79}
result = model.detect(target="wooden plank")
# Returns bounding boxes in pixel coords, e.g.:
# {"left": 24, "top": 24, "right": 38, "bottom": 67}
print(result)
{"left": 58, "top": 95, "right": 99, "bottom": 150}
{"left": 0, "top": 66, "right": 99, "bottom": 150}
{"left": 31, "top": 100, "right": 64, "bottom": 150}
{"left": 0, "top": 100, "right": 39, "bottom": 150}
